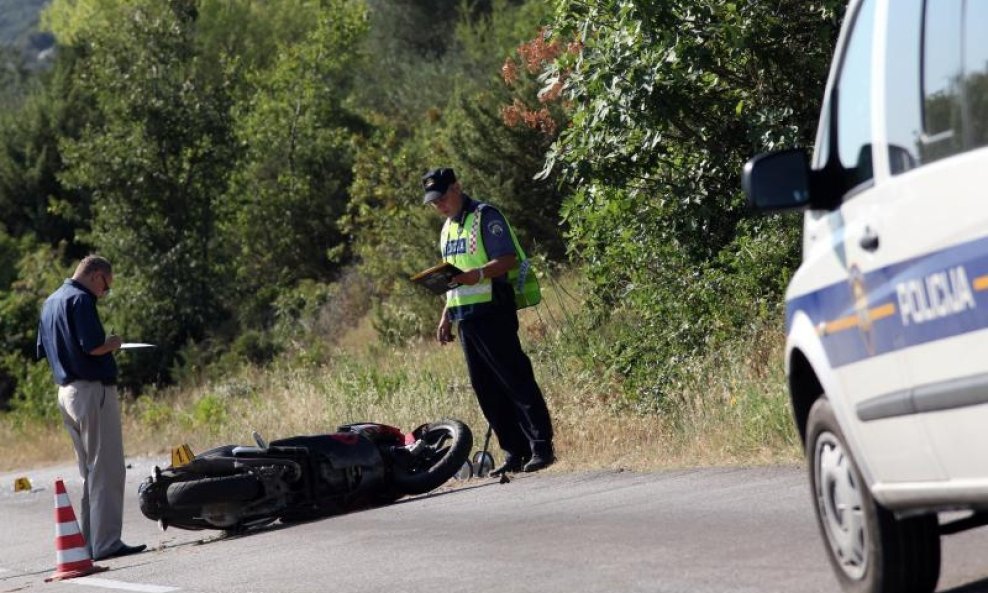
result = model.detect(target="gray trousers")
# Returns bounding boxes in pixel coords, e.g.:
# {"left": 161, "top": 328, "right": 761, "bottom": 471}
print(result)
{"left": 57, "top": 381, "right": 126, "bottom": 559}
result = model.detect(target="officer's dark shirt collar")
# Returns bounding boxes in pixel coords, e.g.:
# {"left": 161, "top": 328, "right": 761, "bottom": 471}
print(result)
{"left": 66, "top": 278, "right": 97, "bottom": 298}
{"left": 452, "top": 194, "right": 477, "bottom": 226}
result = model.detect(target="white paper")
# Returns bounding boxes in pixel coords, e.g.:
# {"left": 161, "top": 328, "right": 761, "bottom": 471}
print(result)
{"left": 120, "top": 342, "right": 157, "bottom": 350}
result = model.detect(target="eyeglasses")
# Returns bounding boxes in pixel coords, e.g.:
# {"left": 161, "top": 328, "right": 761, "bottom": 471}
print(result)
{"left": 100, "top": 273, "right": 112, "bottom": 295}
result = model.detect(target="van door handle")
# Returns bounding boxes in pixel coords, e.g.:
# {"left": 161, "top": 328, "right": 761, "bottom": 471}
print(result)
{"left": 859, "top": 227, "right": 880, "bottom": 251}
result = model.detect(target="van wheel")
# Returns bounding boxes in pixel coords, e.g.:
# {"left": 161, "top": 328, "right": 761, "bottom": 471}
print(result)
{"left": 806, "top": 398, "right": 940, "bottom": 593}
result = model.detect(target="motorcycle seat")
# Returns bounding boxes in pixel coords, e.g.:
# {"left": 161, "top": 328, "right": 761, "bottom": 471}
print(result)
{"left": 270, "top": 434, "right": 382, "bottom": 467}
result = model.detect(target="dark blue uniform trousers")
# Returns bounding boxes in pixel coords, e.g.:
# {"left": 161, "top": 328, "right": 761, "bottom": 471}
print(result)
{"left": 458, "top": 309, "right": 553, "bottom": 461}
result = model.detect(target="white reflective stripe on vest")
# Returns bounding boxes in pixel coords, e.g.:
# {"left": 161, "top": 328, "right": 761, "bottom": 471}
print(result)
{"left": 448, "top": 284, "right": 492, "bottom": 300}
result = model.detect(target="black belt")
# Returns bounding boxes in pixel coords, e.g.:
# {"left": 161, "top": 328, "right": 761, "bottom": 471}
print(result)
{"left": 60, "top": 379, "right": 117, "bottom": 387}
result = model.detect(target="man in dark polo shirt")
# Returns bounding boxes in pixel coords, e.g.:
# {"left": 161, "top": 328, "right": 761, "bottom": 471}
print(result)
{"left": 36, "top": 255, "right": 145, "bottom": 561}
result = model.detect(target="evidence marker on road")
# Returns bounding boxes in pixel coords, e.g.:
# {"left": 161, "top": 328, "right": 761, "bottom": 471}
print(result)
{"left": 13, "top": 477, "right": 32, "bottom": 492}
{"left": 170, "top": 444, "right": 194, "bottom": 468}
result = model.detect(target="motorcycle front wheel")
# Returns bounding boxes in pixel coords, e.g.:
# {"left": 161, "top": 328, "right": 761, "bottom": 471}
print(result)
{"left": 392, "top": 419, "right": 473, "bottom": 496}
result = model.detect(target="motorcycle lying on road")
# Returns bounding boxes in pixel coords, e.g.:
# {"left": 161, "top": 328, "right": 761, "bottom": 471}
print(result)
{"left": 138, "top": 419, "right": 473, "bottom": 532}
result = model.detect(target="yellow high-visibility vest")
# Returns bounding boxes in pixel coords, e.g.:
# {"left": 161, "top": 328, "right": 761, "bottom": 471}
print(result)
{"left": 440, "top": 204, "right": 540, "bottom": 312}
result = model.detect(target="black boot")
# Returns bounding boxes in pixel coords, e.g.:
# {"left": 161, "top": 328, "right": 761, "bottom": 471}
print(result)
{"left": 523, "top": 447, "right": 555, "bottom": 473}
{"left": 489, "top": 456, "right": 526, "bottom": 477}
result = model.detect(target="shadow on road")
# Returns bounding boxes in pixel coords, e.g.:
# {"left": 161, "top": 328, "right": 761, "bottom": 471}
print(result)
{"left": 391, "top": 478, "right": 506, "bottom": 506}
{"left": 942, "top": 577, "right": 988, "bottom": 593}
{"left": 148, "top": 478, "right": 506, "bottom": 553}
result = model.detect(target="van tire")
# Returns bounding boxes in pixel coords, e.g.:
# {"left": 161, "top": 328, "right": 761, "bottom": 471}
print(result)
{"left": 806, "top": 398, "right": 940, "bottom": 593}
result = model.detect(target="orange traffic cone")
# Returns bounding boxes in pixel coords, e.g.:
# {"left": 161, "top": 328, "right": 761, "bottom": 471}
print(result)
{"left": 45, "top": 478, "right": 108, "bottom": 582}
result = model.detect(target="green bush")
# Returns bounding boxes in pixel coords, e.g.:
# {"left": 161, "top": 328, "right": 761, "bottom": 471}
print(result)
{"left": 191, "top": 394, "right": 227, "bottom": 430}
{"left": 341, "top": 123, "right": 450, "bottom": 343}
{"left": 372, "top": 297, "right": 432, "bottom": 346}
{"left": 0, "top": 241, "right": 71, "bottom": 414}
{"left": 4, "top": 354, "right": 58, "bottom": 421}
{"left": 133, "top": 394, "right": 174, "bottom": 430}
{"left": 231, "top": 330, "right": 280, "bottom": 366}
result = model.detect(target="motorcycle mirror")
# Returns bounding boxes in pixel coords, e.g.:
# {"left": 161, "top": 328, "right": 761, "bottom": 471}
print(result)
{"left": 471, "top": 451, "right": 494, "bottom": 478}
{"left": 252, "top": 430, "right": 269, "bottom": 449}
{"left": 454, "top": 461, "right": 473, "bottom": 481}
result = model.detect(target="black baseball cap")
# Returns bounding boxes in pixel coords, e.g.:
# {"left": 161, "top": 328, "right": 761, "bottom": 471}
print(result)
{"left": 422, "top": 168, "right": 457, "bottom": 204}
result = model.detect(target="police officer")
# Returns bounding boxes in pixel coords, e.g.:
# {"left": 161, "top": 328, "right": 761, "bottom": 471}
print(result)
{"left": 423, "top": 167, "right": 555, "bottom": 475}
{"left": 36, "top": 255, "right": 146, "bottom": 560}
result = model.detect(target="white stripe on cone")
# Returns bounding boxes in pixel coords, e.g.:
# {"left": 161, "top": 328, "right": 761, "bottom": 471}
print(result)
{"left": 56, "top": 547, "right": 90, "bottom": 564}
{"left": 56, "top": 520, "right": 82, "bottom": 537}
{"left": 56, "top": 492, "right": 72, "bottom": 507}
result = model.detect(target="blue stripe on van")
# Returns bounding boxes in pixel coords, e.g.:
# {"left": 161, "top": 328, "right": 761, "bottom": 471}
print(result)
{"left": 786, "top": 235, "right": 988, "bottom": 368}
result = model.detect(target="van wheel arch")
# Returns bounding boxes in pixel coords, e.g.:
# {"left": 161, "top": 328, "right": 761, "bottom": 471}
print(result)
{"left": 788, "top": 348, "right": 823, "bottom": 449}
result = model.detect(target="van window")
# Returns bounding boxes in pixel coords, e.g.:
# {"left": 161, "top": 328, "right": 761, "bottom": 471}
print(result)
{"left": 921, "top": 0, "right": 963, "bottom": 162}
{"left": 964, "top": 1, "right": 988, "bottom": 149}
{"left": 885, "top": 0, "right": 923, "bottom": 174}
{"left": 835, "top": 0, "right": 876, "bottom": 192}
{"left": 887, "top": 0, "right": 988, "bottom": 175}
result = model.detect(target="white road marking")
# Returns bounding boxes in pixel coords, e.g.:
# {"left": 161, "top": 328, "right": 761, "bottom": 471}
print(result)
{"left": 0, "top": 567, "right": 10, "bottom": 573}
{"left": 62, "top": 577, "right": 180, "bottom": 592}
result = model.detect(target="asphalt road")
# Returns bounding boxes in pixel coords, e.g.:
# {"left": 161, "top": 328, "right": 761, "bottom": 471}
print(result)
{"left": 2, "top": 460, "right": 987, "bottom": 593}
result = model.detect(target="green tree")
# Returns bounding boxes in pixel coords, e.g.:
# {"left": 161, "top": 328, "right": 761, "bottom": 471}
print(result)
{"left": 0, "top": 45, "right": 94, "bottom": 255}
{"left": 0, "top": 46, "right": 30, "bottom": 110}
{"left": 41, "top": 0, "right": 131, "bottom": 45}
{"left": 441, "top": 89, "right": 568, "bottom": 258}
{"left": 440, "top": 17, "right": 572, "bottom": 258}
{"left": 535, "top": 0, "right": 844, "bottom": 402}
{"left": 342, "top": 122, "right": 446, "bottom": 343}
{"left": 343, "top": 0, "right": 561, "bottom": 342}
{"left": 221, "top": 0, "right": 369, "bottom": 327}
{"left": 353, "top": 0, "right": 534, "bottom": 121}
{"left": 353, "top": 0, "right": 475, "bottom": 121}
{"left": 55, "top": 0, "right": 236, "bottom": 385}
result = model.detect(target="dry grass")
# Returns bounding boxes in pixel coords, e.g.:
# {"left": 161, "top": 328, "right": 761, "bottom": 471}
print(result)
{"left": 0, "top": 273, "right": 801, "bottom": 473}
{"left": 0, "top": 418, "right": 71, "bottom": 471}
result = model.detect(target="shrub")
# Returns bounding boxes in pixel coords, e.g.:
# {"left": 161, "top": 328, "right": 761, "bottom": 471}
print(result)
{"left": 191, "top": 394, "right": 227, "bottom": 431}
{"left": 4, "top": 354, "right": 59, "bottom": 421}
{"left": 231, "top": 330, "right": 280, "bottom": 366}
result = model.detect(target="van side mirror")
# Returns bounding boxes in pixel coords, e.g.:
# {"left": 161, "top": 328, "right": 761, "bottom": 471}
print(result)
{"left": 742, "top": 149, "right": 812, "bottom": 212}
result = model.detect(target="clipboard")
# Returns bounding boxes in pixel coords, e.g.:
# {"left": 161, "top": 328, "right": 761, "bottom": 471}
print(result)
{"left": 409, "top": 262, "right": 463, "bottom": 295}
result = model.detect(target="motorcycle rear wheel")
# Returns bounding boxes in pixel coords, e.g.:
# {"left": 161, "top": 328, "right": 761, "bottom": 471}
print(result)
{"left": 392, "top": 419, "right": 473, "bottom": 496}
{"left": 166, "top": 474, "right": 262, "bottom": 508}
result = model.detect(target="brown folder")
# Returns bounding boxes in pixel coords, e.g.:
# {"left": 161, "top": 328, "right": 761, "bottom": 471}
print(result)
{"left": 409, "top": 262, "right": 463, "bottom": 295}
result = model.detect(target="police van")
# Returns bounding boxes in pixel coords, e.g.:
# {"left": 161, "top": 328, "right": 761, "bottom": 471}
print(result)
{"left": 742, "top": 1, "right": 988, "bottom": 592}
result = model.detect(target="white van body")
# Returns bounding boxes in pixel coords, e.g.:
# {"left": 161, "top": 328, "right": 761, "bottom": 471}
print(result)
{"left": 788, "top": 0, "right": 988, "bottom": 508}
{"left": 743, "top": 1, "right": 988, "bottom": 591}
